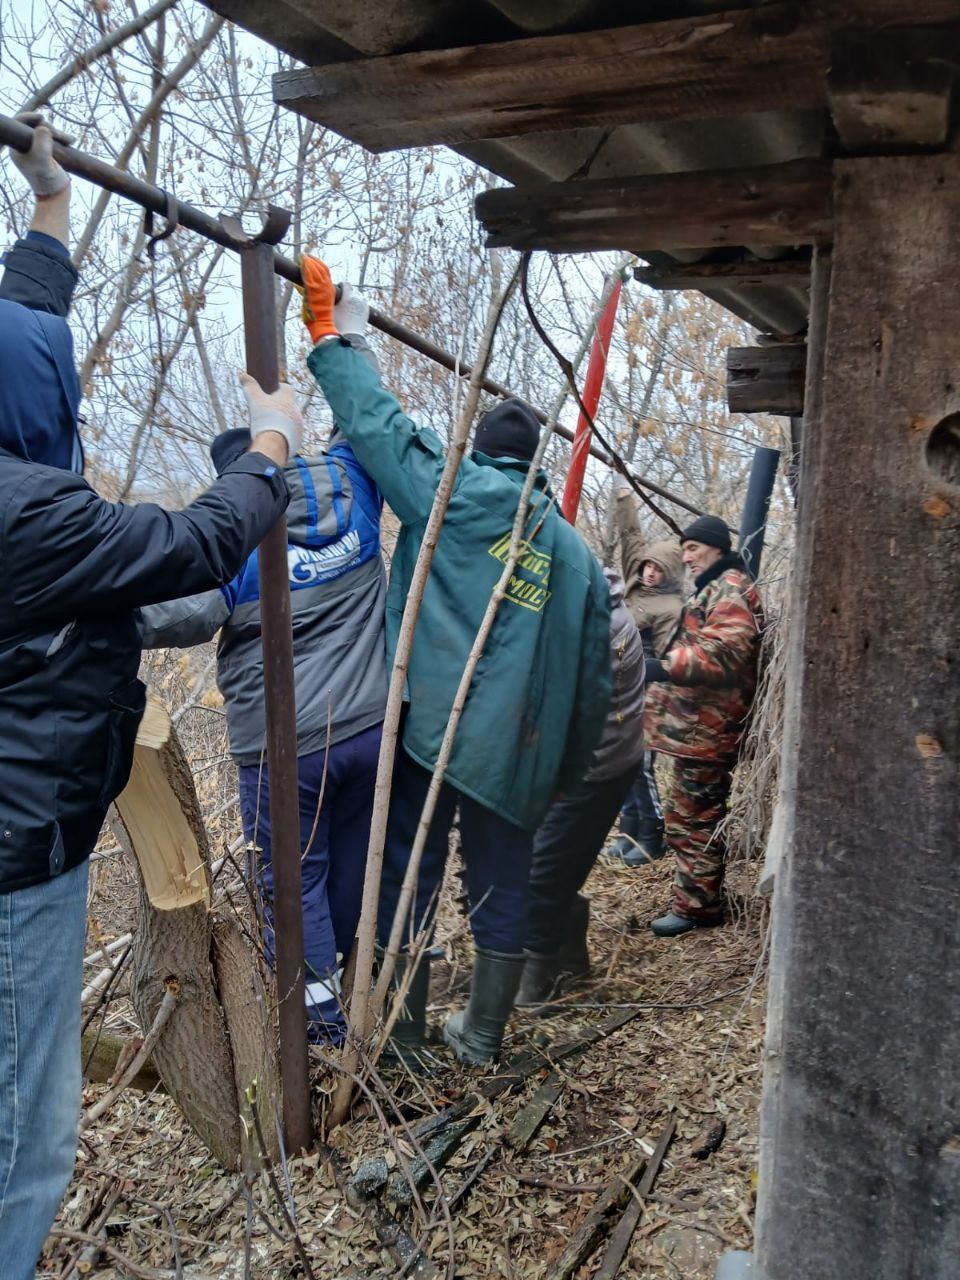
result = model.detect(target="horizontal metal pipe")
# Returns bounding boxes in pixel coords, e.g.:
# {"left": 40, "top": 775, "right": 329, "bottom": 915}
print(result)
{"left": 0, "top": 111, "right": 705, "bottom": 518}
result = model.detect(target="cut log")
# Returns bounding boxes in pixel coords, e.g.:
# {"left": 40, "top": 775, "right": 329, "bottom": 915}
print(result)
{"left": 80, "top": 1026, "right": 163, "bottom": 1092}
{"left": 727, "top": 343, "right": 807, "bottom": 414}
{"left": 110, "top": 695, "right": 281, "bottom": 1170}
{"left": 476, "top": 159, "right": 833, "bottom": 254}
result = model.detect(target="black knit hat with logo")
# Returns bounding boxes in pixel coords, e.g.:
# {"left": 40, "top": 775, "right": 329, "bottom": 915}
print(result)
{"left": 679, "top": 514, "right": 732, "bottom": 553}
{"left": 474, "top": 398, "right": 540, "bottom": 463}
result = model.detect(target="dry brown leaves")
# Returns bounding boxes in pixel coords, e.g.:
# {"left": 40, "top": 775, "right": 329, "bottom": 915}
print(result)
{"left": 50, "top": 830, "right": 767, "bottom": 1280}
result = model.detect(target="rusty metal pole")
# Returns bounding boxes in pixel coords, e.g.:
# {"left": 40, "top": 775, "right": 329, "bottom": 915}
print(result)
{"left": 221, "top": 206, "right": 312, "bottom": 1155}
{"left": 0, "top": 111, "right": 708, "bottom": 522}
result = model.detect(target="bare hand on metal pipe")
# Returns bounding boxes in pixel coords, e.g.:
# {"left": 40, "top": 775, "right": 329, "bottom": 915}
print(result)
{"left": 238, "top": 371, "right": 303, "bottom": 464}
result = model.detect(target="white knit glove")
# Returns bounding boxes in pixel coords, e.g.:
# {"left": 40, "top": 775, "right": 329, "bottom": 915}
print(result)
{"left": 9, "top": 112, "right": 73, "bottom": 197}
{"left": 333, "top": 282, "right": 370, "bottom": 336}
{"left": 238, "top": 373, "right": 303, "bottom": 457}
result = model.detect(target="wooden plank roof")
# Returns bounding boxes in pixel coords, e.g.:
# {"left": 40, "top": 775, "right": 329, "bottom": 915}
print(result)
{"left": 201, "top": 0, "right": 960, "bottom": 336}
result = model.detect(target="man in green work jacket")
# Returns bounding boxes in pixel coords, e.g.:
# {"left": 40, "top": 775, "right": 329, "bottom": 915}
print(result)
{"left": 300, "top": 257, "right": 611, "bottom": 1065}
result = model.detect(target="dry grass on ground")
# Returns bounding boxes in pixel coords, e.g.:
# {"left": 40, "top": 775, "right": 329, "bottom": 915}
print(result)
{"left": 47, "top": 840, "right": 767, "bottom": 1280}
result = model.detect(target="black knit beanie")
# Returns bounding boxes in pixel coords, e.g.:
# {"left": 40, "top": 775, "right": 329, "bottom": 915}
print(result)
{"left": 679, "top": 513, "right": 732, "bottom": 553}
{"left": 210, "top": 427, "right": 251, "bottom": 476}
{"left": 474, "top": 398, "right": 540, "bottom": 463}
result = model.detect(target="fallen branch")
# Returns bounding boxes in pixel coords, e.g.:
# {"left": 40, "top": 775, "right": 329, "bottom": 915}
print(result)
{"left": 81, "top": 979, "right": 179, "bottom": 1127}
{"left": 552, "top": 1153, "right": 648, "bottom": 1280}
{"left": 595, "top": 1116, "right": 676, "bottom": 1280}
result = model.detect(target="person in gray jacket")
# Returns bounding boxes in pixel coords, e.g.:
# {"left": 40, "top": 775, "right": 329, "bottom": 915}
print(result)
{"left": 514, "top": 570, "right": 646, "bottom": 1010}
{"left": 141, "top": 289, "right": 386, "bottom": 1044}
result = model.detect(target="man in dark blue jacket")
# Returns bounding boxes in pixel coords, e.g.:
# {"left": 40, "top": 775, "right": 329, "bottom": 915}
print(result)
{"left": 0, "top": 119, "right": 297, "bottom": 1280}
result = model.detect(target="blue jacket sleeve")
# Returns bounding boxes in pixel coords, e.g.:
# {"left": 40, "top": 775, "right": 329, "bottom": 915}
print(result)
{"left": 1, "top": 452, "right": 288, "bottom": 625}
{"left": 0, "top": 235, "right": 78, "bottom": 316}
{"left": 307, "top": 337, "right": 446, "bottom": 525}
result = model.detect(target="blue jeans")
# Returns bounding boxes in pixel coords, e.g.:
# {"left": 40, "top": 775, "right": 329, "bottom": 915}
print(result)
{"left": 0, "top": 860, "right": 88, "bottom": 1280}
{"left": 378, "top": 748, "right": 533, "bottom": 954}
{"left": 238, "top": 724, "right": 381, "bottom": 1042}
{"left": 619, "top": 750, "right": 663, "bottom": 838}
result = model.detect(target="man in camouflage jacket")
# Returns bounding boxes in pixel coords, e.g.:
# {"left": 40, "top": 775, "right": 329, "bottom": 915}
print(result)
{"left": 644, "top": 514, "right": 764, "bottom": 936}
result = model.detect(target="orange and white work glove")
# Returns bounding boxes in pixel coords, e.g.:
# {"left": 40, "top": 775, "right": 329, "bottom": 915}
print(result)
{"left": 238, "top": 372, "right": 304, "bottom": 458}
{"left": 298, "top": 254, "right": 338, "bottom": 344}
{"left": 9, "top": 112, "right": 73, "bottom": 196}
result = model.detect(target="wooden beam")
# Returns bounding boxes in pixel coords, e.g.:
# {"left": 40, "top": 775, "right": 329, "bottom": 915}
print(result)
{"left": 269, "top": 1, "right": 960, "bottom": 153}
{"left": 635, "top": 256, "right": 812, "bottom": 291}
{"left": 727, "top": 342, "right": 807, "bottom": 414}
{"left": 476, "top": 159, "right": 833, "bottom": 254}
{"left": 272, "top": 3, "right": 825, "bottom": 152}
{"left": 755, "top": 154, "right": 960, "bottom": 1280}
{"left": 829, "top": 27, "right": 960, "bottom": 150}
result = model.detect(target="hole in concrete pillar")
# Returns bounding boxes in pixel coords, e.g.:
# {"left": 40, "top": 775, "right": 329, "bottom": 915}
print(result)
{"left": 926, "top": 414, "right": 960, "bottom": 487}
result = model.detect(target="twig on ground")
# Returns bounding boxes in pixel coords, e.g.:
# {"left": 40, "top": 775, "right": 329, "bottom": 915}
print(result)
{"left": 82, "top": 979, "right": 179, "bottom": 1127}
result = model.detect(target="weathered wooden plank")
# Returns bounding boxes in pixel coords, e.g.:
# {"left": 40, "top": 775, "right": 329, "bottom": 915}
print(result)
{"left": 727, "top": 342, "right": 807, "bottom": 414}
{"left": 636, "top": 256, "right": 812, "bottom": 292}
{"left": 829, "top": 27, "right": 960, "bottom": 150}
{"left": 755, "top": 154, "right": 960, "bottom": 1279}
{"left": 476, "top": 159, "right": 833, "bottom": 253}
{"left": 272, "top": 3, "right": 825, "bottom": 151}
{"left": 269, "top": 0, "right": 960, "bottom": 153}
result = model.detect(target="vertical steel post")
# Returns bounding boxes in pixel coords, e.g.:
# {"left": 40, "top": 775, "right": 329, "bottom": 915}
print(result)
{"left": 737, "top": 444, "right": 781, "bottom": 579}
{"left": 223, "top": 207, "right": 312, "bottom": 1155}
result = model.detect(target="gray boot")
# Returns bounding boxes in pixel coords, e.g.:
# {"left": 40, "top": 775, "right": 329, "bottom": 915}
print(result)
{"left": 516, "top": 894, "right": 591, "bottom": 1012}
{"left": 378, "top": 948, "right": 430, "bottom": 1066}
{"left": 443, "top": 948, "right": 525, "bottom": 1065}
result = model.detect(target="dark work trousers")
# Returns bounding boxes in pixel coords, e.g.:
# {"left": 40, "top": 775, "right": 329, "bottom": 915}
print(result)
{"left": 526, "top": 768, "right": 636, "bottom": 954}
{"left": 238, "top": 722, "right": 382, "bottom": 1040}
{"left": 378, "top": 747, "right": 533, "bottom": 954}
{"left": 619, "top": 750, "right": 663, "bottom": 838}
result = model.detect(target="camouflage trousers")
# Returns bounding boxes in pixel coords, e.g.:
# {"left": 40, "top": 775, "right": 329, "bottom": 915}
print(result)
{"left": 665, "top": 759, "right": 733, "bottom": 920}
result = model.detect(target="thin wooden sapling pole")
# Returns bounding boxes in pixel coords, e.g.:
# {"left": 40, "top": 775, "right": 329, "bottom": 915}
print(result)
{"left": 328, "top": 264, "right": 520, "bottom": 1130}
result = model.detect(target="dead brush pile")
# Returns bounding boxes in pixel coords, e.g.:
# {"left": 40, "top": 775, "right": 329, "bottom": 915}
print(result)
{"left": 50, "top": 598, "right": 786, "bottom": 1278}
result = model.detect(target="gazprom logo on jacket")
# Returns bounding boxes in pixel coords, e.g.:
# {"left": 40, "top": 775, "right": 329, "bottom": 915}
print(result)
{"left": 288, "top": 532, "right": 362, "bottom": 587}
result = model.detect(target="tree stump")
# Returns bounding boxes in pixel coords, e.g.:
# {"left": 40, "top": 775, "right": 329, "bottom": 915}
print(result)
{"left": 111, "top": 696, "right": 281, "bottom": 1169}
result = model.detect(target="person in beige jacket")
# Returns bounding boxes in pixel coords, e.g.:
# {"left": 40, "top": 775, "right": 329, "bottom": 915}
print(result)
{"left": 608, "top": 476, "right": 685, "bottom": 864}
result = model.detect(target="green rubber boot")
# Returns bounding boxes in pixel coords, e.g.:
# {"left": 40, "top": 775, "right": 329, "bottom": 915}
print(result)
{"left": 443, "top": 948, "right": 525, "bottom": 1066}
{"left": 515, "top": 894, "right": 591, "bottom": 1013}
{"left": 378, "top": 948, "right": 430, "bottom": 1067}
